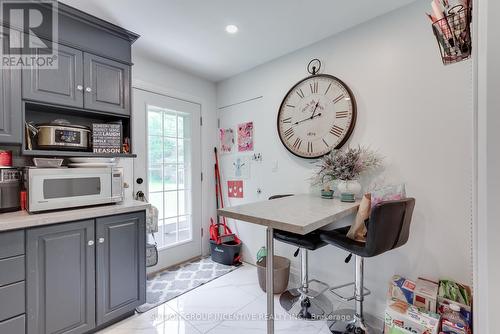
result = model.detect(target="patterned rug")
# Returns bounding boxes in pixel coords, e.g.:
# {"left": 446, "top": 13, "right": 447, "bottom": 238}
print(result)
{"left": 136, "top": 257, "right": 240, "bottom": 313}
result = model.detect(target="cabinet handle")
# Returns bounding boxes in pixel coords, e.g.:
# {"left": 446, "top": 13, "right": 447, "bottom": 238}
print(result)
{"left": 77, "top": 85, "right": 83, "bottom": 91}
{"left": 98, "top": 238, "right": 105, "bottom": 244}
{"left": 88, "top": 240, "right": 94, "bottom": 246}
{"left": 85, "top": 87, "right": 92, "bottom": 93}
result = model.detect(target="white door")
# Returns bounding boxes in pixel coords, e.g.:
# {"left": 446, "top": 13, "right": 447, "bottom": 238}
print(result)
{"left": 133, "top": 88, "right": 202, "bottom": 271}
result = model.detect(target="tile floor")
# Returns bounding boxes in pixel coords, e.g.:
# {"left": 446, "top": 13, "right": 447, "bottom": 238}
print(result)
{"left": 98, "top": 264, "right": 383, "bottom": 334}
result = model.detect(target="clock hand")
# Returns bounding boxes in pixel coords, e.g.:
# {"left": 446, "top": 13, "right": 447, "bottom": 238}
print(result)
{"left": 293, "top": 113, "right": 322, "bottom": 126}
{"left": 311, "top": 101, "right": 320, "bottom": 118}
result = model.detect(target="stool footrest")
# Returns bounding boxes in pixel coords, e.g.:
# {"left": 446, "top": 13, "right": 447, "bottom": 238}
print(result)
{"left": 329, "top": 282, "right": 371, "bottom": 302}
{"left": 299, "top": 279, "right": 330, "bottom": 298}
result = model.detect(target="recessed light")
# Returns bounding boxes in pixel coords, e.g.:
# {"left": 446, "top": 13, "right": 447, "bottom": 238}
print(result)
{"left": 225, "top": 24, "right": 239, "bottom": 34}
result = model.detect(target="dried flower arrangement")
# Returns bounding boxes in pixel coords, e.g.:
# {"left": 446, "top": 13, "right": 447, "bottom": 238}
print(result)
{"left": 312, "top": 146, "right": 382, "bottom": 190}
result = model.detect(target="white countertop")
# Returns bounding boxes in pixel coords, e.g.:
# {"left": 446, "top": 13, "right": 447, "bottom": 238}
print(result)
{"left": 218, "top": 194, "right": 359, "bottom": 235}
{"left": 0, "top": 200, "right": 150, "bottom": 232}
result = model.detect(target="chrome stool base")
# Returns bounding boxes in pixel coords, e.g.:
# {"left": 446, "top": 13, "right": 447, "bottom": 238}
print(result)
{"left": 279, "top": 288, "right": 333, "bottom": 320}
{"left": 327, "top": 309, "right": 376, "bottom": 334}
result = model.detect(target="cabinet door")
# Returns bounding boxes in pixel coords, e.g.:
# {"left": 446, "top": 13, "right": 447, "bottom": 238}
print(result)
{"left": 22, "top": 43, "right": 84, "bottom": 108}
{"left": 84, "top": 53, "right": 130, "bottom": 115}
{"left": 26, "top": 220, "right": 95, "bottom": 334}
{"left": 96, "top": 212, "right": 145, "bottom": 326}
{"left": 0, "top": 30, "right": 22, "bottom": 144}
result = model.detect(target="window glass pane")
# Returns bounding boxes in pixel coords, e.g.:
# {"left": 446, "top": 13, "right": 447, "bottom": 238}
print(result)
{"left": 178, "top": 215, "right": 191, "bottom": 242}
{"left": 163, "top": 138, "right": 177, "bottom": 163}
{"left": 148, "top": 108, "right": 162, "bottom": 136}
{"left": 148, "top": 164, "right": 163, "bottom": 192}
{"left": 163, "top": 164, "right": 177, "bottom": 191}
{"left": 164, "top": 191, "right": 177, "bottom": 218}
{"left": 162, "top": 217, "right": 177, "bottom": 247}
{"left": 178, "top": 190, "right": 191, "bottom": 216}
{"left": 148, "top": 136, "right": 163, "bottom": 165}
{"left": 178, "top": 114, "right": 191, "bottom": 138}
{"left": 177, "top": 165, "right": 191, "bottom": 189}
{"left": 178, "top": 139, "right": 191, "bottom": 165}
{"left": 163, "top": 112, "right": 177, "bottom": 137}
{"left": 149, "top": 192, "right": 164, "bottom": 220}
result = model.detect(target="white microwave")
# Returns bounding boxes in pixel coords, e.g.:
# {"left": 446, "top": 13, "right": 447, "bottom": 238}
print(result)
{"left": 27, "top": 167, "right": 123, "bottom": 213}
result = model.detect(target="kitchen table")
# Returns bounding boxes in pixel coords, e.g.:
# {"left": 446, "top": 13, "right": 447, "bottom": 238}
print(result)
{"left": 218, "top": 194, "right": 360, "bottom": 334}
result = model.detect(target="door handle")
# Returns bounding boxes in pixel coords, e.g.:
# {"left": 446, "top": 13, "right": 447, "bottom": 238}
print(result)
{"left": 98, "top": 238, "right": 105, "bottom": 244}
{"left": 77, "top": 85, "right": 83, "bottom": 91}
{"left": 88, "top": 240, "right": 94, "bottom": 246}
{"left": 85, "top": 87, "right": 92, "bottom": 93}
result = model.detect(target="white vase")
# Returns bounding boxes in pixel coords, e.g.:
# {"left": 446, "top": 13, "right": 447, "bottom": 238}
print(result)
{"left": 337, "top": 180, "right": 362, "bottom": 198}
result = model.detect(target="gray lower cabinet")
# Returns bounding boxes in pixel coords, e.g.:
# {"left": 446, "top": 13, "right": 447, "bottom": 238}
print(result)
{"left": 84, "top": 53, "right": 130, "bottom": 115}
{"left": 96, "top": 212, "right": 146, "bottom": 326}
{"left": 26, "top": 220, "right": 96, "bottom": 334}
{"left": 0, "top": 30, "right": 22, "bottom": 144}
{"left": 22, "top": 43, "right": 84, "bottom": 108}
{"left": 25, "top": 211, "right": 146, "bottom": 334}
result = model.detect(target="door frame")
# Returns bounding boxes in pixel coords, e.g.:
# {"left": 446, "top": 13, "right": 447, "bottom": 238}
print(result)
{"left": 132, "top": 80, "right": 206, "bottom": 271}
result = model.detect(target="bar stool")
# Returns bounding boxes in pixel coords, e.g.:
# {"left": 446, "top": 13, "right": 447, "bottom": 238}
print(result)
{"left": 319, "top": 198, "right": 416, "bottom": 333}
{"left": 269, "top": 195, "right": 333, "bottom": 320}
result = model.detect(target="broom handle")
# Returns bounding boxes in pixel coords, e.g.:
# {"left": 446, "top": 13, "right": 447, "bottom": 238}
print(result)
{"left": 214, "top": 148, "right": 227, "bottom": 225}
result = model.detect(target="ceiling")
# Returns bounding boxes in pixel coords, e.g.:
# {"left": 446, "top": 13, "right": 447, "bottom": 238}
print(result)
{"left": 61, "top": 0, "right": 417, "bottom": 82}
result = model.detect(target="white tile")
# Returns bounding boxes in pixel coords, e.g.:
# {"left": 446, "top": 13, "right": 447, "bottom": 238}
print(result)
{"left": 167, "top": 277, "right": 259, "bottom": 333}
{"left": 207, "top": 294, "right": 327, "bottom": 334}
{"left": 97, "top": 304, "right": 201, "bottom": 334}
{"left": 209, "top": 264, "right": 265, "bottom": 297}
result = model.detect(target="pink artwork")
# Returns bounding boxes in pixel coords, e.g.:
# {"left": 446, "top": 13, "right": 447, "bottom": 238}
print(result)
{"left": 219, "top": 128, "right": 234, "bottom": 154}
{"left": 238, "top": 122, "right": 254, "bottom": 152}
{"left": 227, "top": 180, "right": 244, "bottom": 198}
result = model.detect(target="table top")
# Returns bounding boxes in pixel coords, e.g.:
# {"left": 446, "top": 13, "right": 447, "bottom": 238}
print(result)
{"left": 218, "top": 194, "right": 360, "bottom": 235}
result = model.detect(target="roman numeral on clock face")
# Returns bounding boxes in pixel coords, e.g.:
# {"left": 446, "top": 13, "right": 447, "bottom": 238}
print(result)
{"left": 330, "top": 125, "right": 344, "bottom": 137}
{"left": 333, "top": 94, "right": 345, "bottom": 104}
{"left": 296, "top": 89, "right": 305, "bottom": 99}
{"left": 307, "top": 142, "right": 313, "bottom": 153}
{"left": 310, "top": 82, "right": 318, "bottom": 94}
{"left": 281, "top": 117, "right": 292, "bottom": 124}
{"left": 292, "top": 138, "right": 302, "bottom": 149}
{"left": 336, "top": 111, "right": 349, "bottom": 118}
{"left": 283, "top": 128, "right": 294, "bottom": 140}
{"left": 324, "top": 83, "right": 332, "bottom": 96}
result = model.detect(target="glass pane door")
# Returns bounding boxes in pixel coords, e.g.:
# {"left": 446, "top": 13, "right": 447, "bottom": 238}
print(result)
{"left": 147, "top": 105, "right": 192, "bottom": 249}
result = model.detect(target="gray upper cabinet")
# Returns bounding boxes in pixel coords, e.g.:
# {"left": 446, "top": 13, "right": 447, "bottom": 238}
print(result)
{"left": 0, "top": 30, "right": 22, "bottom": 144}
{"left": 84, "top": 53, "right": 130, "bottom": 116}
{"left": 26, "top": 220, "right": 96, "bottom": 334}
{"left": 96, "top": 212, "right": 146, "bottom": 326}
{"left": 22, "top": 44, "right": 84, "bottom": 108}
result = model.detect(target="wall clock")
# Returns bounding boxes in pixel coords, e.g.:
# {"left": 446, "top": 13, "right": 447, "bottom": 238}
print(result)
{"left": 277, "top": 63, "right": 357, "bottom": 159}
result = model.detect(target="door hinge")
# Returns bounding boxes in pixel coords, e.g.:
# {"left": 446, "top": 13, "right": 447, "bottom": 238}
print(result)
{"left": 200, "top": 116, "right": 203, "bottom": 126}
{"left": 201, "top": 228, "right": 204, "bottom": 237}
{"left": 201, "top": 172, "right": 203, "bottom": 182}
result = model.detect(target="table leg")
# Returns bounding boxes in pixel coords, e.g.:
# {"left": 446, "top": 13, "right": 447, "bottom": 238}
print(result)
{"left": 266, "top": 227, "right": 274, "bottom": 334}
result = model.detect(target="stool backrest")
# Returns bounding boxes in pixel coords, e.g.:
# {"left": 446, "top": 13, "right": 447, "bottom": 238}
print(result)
{"left": 365, "top": 198, "right": 416, "bottom": 257}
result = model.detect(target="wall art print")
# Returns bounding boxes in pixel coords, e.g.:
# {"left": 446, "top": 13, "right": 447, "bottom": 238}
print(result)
{"left": 227, "top": 180, "right": 244, "bottom": 198}
{"left": 232, "top": 156, "right": 250, "bottom": 179}
{"left": 219, "top": 128, "right": 235, "bottom": 154}
{"left": 238, "top": 122, "right": 254, "bottom": 152}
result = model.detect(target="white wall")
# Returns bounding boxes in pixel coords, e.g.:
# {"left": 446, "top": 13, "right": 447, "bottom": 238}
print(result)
{"left": 216, "top": 0, "right": 473, "bottom": 317}
{"left": 119, "top": 51, "right": 217, "bottom": 257}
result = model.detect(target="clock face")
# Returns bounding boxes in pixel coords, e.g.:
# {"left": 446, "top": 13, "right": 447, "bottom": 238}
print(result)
{"left": 277, "top": 74, "right": 356, "bottom": 159}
